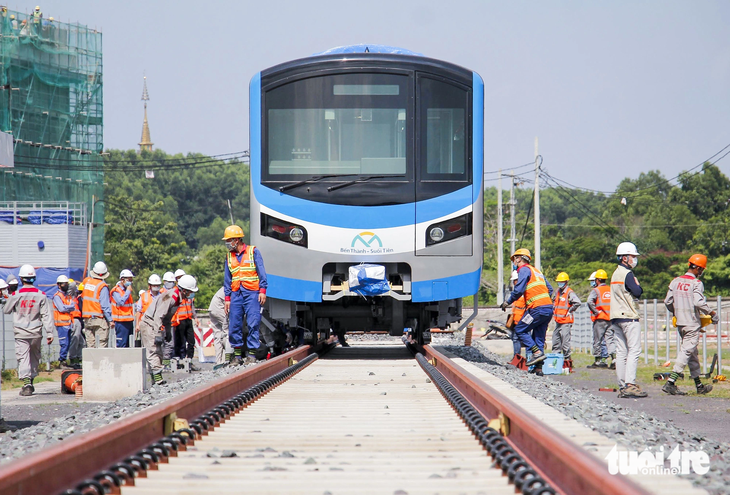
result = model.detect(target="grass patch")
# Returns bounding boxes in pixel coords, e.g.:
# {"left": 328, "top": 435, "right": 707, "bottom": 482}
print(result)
{"left": 1, "top": 367, "right": 63, "bottom": 390}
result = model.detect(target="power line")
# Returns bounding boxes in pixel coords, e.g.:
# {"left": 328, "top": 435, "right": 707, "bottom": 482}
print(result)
{"left": 484, "top": 161, "right": 535, "bottom": 175}
{"left": 12, "top": 150, "right": 248, "bottom": 164}
{"left": 11, "top": 154, "right": 250, "bottom": 172}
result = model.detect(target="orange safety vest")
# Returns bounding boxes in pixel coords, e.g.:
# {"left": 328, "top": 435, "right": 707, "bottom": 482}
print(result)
{"left": 81, "top": 277, "right": 108, "bottom": 319}
{"left": 512, "top": 295, "right": 527, "bottom": 324}
{"left": 53, "top": 292, "right": 74, "bottom": 327}
{"left": 228, "top": 245, "right": 259, "bottom": 292}
{"left": 136, "top": 289, "right": 164, "bottom": 325}
{"left": 172, "top": 297, "right": 194, "bottom": 326}
{"left": 111, "top": 284, "right": 134, "bottom": 322}
{"left": 553, "top": 287, "right": 575, "bottom": 324}
{"left": 523, "top": 265, "right": 552, "bottom": 309}
{"left": 591, "top": 284, "right": 611, "bottom": 322}
{"left": 71, "top": 296, "right": 82, "bottom": 319}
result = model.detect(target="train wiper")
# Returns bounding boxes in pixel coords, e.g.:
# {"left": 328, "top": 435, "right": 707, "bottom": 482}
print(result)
{"left": 278, "top": 174, "right": 359, "bottom": 192}
{"left": 327, "top": 175, "right": 406, "bottom": 192}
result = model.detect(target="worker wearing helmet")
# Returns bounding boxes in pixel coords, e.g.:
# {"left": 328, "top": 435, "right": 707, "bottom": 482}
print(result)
{"left": 505, "top": 270, "right": 526, "bottom": 363}
{"left": 587, "top": 269, "right": 615, "bottom": 369}
{"left": 662, "top": 254, "right": 717, "bottom": 396}
{"left": 0, "top": 279, "right": 7, "bottom": 300}
{"left": 222, "top": 225, "right": 268, "bottom": 366}
{"left": 500, "top": 248, "right": 554, "bottom": 373}
{"left": 66, "top": 279, "right": 83, "bottom": 368}
{"left": 139, "top": 274, "right": 198, "bottom": 385}
{"left": 3, "top": 265, "right": 54, "bottom": 396}
{"left": 610, "top": 242, "right": 647, "bottom": 398}
{"left": 162, "top": 271, "right": 176, "bottom": 291}
{"left": 551, "top": 272, "right": 581, "bottom": 364}
{"left": 171, "top": 268, "right": 201, "bottom": 370}
{"left": 81, "top": 261, "right": 113, "bottom": 348}
{"left": 6, "top": 274, "right": 18, "bottom": 295}
{"left": 111, "top": 270, "right": 135, "bottom": 348}
{"left": 52, "top": 275, "right": 76, "bottom": 368}
{"left": 135, "top": 274, "right": 164, "bottom": 347}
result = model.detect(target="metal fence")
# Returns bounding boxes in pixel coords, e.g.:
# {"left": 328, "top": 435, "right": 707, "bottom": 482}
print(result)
{"left": 0, "top": 201, "right": 87, "bottom": 226}
{"left": 570, "top": 298, "right": 729, "bottom": 374}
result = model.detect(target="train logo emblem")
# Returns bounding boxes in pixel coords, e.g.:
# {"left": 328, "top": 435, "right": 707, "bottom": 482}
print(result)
{"left": 351, "top": 232, "right": 382, "bottom": 248}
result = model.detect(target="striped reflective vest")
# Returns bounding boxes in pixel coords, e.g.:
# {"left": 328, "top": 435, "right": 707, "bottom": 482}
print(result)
{"left": 228, "top": 245, "right": 259, "bottom": 292}
{"left": 111, "top": 284, "right": 134, "bottom": 322}
{"left": 523, "top": 265, "right": 552, "bottom": 309}
{"left": 553, "top": 287, "right": 575, "bottom": 324}
{"left": 71, "top": 296, "right": 82, "bottom": 319}
{"left": 172, "top": 297, "right": 194, "bottom": 326}
{"left": 81, "top": 277, "right": 108, "bottom": 319}
{"left": 53, "top": 292, "right": 74, "bottom": 327}
{"left": 591, "top": 284, "right": 611, "bottom": 322}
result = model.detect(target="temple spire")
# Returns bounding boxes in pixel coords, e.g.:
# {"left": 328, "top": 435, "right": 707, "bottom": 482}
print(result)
{"left": 138, "top": 76, "right": 153, "bottom": 152}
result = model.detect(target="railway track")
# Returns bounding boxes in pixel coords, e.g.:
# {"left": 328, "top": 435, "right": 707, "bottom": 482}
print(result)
{"left": 0, "top": 341, "right": 702, "bottom": 495}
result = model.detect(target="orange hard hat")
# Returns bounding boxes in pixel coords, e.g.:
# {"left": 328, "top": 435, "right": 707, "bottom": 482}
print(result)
{"left": 511, "top": 248, "right": 532, "bottom": 260}
{"left": 222, "top": 224, "right": 244, "bottom": 240}
{"left": 688, "top": 254, "right": 707, "bottom": 269}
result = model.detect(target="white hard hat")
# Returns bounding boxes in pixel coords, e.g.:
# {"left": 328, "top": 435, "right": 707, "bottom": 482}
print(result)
{"left": 177, "top": 274, "right": 198, "bottom": 292}
{"left": 139, "top": 290, "right": 145, "bottom": 297}
{"left": 162, "top": 271, "right": 176, "bottom": 283}
{"left": 119, "top": 269, "right": 134, "bottom": 279}
{"left": 19, "top": 264, "right": 36, "bottom": 278}
{"left": 616, "top": 242, "right": 640, "bottom": 257}
{"left": 91, "top": 261, "right": 109, "bottom": 279}
{"left": 0, "top": 280, "right": 7, "bottom": 290}
{"left": 174, "top": 269, "right": 186, "bottom": 279}
{"left": 56, "top": 275, "right": 69, "bottom": 284}
{"left": 588, "top": 271, "right": 597, "bottom": 281}
{"left": 510, "top": 270, "right": 519, "bottom": 281}
{"left": 148, "top": 274, "right": 162, "bottom": 285}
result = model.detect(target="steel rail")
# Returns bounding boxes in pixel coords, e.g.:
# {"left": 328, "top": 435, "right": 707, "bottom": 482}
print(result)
{"left": 422, "top": 345, "right": 652, "bottom": 495}
{"left": 0, "top": 346, "right": 312, "bottom": 495}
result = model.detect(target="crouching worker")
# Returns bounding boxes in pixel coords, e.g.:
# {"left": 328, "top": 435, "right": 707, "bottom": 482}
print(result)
{"left": 3, "top": 265, "right": 54, "bottom": 396}
{"left": 139, "top": 274, "right": 198, "bottom": 386}
{"left": 662, "top": 254, "right": 717, "bottom": 396}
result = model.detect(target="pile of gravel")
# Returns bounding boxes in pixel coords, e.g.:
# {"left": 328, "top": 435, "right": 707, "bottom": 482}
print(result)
{"left": 0, "top": 362, "right": 255, "bottom": 465}
{"left": 432, "top": 334, "right": 730, "bottom": 495}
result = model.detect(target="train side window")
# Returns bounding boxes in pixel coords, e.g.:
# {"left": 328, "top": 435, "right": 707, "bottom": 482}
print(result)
{"left": 419, "top": 77, "right": 469, "bottom": 181}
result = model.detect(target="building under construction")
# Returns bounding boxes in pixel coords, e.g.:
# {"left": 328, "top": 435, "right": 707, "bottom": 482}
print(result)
{"left": 0, "top": 9, "right": 103, "bottom": 367}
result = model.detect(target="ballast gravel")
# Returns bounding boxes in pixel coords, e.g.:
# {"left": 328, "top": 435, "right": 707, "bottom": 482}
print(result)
{"left": 433, "top": 334, "right": 730, "bottom": 495}
{"left": 0, "top": 363, "right": 254, "bottom": 465}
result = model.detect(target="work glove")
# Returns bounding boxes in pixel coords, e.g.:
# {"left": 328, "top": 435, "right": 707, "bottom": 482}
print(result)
{"left": 711, "top": 311, "right": 719, "bottom": 324}
{"left": 164, "top": 327, "right": 172, "bottom": 342}
{"left": 154, "top": 334, "right": 164, "bottom": 346}
{"left": 500, "top": 301, "right": 509, "bottom": 312}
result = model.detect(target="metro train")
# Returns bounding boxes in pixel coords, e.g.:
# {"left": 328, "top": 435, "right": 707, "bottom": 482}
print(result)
{"left": 250, "top": 44, "right": 483, "bottom": 345}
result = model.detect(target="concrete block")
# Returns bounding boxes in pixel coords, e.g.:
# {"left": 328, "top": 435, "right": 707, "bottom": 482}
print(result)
{"left": 82, "top": 348, "right": 149, "bottom": 401}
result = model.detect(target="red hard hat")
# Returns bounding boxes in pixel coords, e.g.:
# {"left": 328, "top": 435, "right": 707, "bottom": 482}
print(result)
{"left": 688, "top": 254, "right": 707, "bottom": 269}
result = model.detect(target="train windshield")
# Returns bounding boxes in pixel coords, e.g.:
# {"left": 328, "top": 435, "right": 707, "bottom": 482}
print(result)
{"left": 265, "top": 73, "right": 409, "bottom": 179}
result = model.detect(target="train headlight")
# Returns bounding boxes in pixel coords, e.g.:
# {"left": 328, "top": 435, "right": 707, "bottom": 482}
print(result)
{"left": 429, "top": 227, "right": 444, "bottom": 243}
{"left": 289, "top": 227, "right": 304, "bottom": 243}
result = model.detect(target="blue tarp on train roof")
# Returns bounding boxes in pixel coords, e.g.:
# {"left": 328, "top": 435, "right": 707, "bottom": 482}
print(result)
{"left": 0, "top": 267, "right": 85, "bottom": 299}
{"left": 314, "top": 44, "right": 423, "bottom": 56}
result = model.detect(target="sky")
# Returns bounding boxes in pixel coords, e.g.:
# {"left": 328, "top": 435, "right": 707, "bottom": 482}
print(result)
{"left": 17, "top": 0, "right": 730, "bottom": 191}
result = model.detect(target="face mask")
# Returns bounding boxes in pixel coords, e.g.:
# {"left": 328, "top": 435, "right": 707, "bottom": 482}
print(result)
{"left": 590, "top": 281, "right": 597, "bottom": 288}
{"left": 558, "top": 282, "right": 566, "bottom": 289}
{"left": 8, "top": 284, "right": 17, "bottom": 293}
{"left": 511, "top": 264, "right": 517, "bottom": 270}
{"left": 164, "top": 282, "right": 175, "bottom": 290}
{"left": 225, "top": 241, "right": 237, "bottom": 252}
{"left": 124, "top": 281, "right": 132, "bottom": 287}
{"left": 629, "top": 257, "right": 638, "bottom": 269}
{"left": 186, "top": 293, "right": 195, "bottom": 300}
{"left": 59, "top": 284, "right": 69, "bottom": 293}
{"left": 150, "top": 286, "right": 160, "bottom": 295}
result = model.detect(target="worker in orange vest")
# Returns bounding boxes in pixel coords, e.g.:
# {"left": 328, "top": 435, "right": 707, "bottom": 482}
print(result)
{"left": 500, "top": 248, "right": 554, "bottom": 373}
{"left": 52, "top": 275, "right": 76, "bottom": 369}
{"left": 551, "top": 272, "right": 581, "bottom": 362}
{"left": 587, "top": 269, "right": 615, "bottom": 369}
{"left": 81, "top": 261, "right": 113, "bottom": 348}
{"left": 67, "top": 279, "right": 84, "bottom": 368}
{"left": 171, "top": 268, "right": 200, "bottom": 371}
{"left": 222, "top": 225, "right": 268, "bottom": 366}
{"left": 111, "top": 269, "right": 135, "bottom": 348}
{"left": 135, "top": 274, "right": 164, "bottom": 347}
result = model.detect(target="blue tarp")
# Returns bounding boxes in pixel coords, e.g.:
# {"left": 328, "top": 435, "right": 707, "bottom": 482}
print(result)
{"left": 0, "top": 267, "right": 85, "bottom": 299}
{"left": 0, "top": 212, "right": 20, "bottom": 224}
{"left": 348, "top": 264, "right": 390, "bottom": 297}
{"left": 28, "top": 210, "right": 74, "bottom": 225}
{"left": 314, "top": 44, "right": 422, "bottom": 56}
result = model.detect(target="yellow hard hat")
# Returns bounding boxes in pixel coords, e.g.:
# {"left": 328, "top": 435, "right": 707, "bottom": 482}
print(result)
{"left": 68, "top": 278, "right": 75, "bottom": 284}
{"left": 595, "top": 269, "right": 608, "bottom": 280}
{"left": 222, "top": 224, "right": 244, "bottom": 240}
{"left": 556, "top": 272, "right": 569, "bottom": 282}
{"left": 77, "top": 283, "right": 84, "bottom": 291}
{"left": 511, "top": 248, "right": 531, "bottom": 260}
{"left": 700, "top": 314, "right": 713, "bottom": 328}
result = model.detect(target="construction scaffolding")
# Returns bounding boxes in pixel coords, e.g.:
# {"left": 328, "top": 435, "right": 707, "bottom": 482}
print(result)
{"left": 0, "top": 9, "right": 103, "bottom": 261}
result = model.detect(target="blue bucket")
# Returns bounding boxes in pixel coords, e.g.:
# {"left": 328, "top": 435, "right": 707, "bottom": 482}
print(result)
{"left": 542, "top": 353, "right": 565, "bottom": 375}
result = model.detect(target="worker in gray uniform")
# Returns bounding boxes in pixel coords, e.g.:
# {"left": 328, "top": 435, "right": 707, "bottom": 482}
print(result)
{"left": 208, "top": 287, "right": 232, "bottom": 370}
{"left": 139, "top": 274, "right": 198, "bottom": 385}
{"left": 662, "top": 254, "right": 717, "bottom": 395}
{"left": 3, "top": 265, "right": 54, "bottom": 396}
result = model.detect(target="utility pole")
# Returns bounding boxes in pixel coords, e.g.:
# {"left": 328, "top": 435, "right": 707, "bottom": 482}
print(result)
{"left": 534, "top": 137, "right": 541, "bottom": 271}
{"left": 496, "top": 170, "right": 504, "bottom": 305}
{"left": 227, "top": 199, "right": 235, "bottom": 225}
{"left": 508, "top": 171, "right": 517, "bottom": 255}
